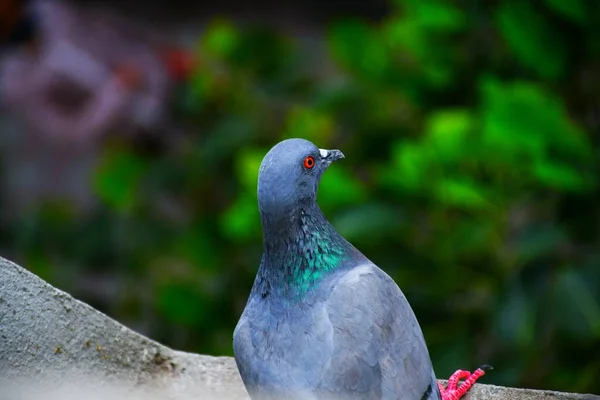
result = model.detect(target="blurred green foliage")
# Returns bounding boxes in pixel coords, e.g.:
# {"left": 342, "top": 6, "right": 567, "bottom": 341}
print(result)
{"left": 5, "top": 0, "right": 600, "bottom": 394}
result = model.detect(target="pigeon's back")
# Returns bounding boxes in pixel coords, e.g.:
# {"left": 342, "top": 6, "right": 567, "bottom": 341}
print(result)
{"left": 234, "top": 262, "right": 441, "bottom": 400}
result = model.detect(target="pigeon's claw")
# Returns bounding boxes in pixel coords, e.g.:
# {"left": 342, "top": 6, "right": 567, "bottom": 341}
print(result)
{"left": 438, "top": 365, "right": 491, "bottom": 400}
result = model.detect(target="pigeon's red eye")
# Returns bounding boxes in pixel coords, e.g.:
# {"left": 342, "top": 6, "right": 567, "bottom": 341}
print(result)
{"left": 303, "top": 156, "right": 315, "bottom": 169}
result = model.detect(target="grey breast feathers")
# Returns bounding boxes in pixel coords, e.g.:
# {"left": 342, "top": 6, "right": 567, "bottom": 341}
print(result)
{"left": 318, "top": 264, "right": 439, "bottom": 400}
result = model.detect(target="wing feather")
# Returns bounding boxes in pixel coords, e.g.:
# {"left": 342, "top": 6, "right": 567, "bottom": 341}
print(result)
{"left": 319, "top": 264, "right": 440, "bottom": 400}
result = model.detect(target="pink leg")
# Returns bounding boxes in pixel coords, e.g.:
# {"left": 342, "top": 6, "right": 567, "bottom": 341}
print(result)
{"left": 439, "top": 365, "right": 491, "bottom": 400}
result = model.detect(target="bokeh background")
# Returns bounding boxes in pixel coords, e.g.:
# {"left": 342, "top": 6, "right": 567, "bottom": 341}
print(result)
{"left": 1, "top": 0, "right": 599, "bottom": 395}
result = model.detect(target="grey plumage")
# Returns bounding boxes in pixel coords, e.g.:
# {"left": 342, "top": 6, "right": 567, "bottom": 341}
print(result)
{"left": 233, "top": 138, "right": 441, "bottom": 400}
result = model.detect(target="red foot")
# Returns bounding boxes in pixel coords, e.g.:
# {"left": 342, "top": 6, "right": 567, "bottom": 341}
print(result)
{"left": 438, "top": 365, "right": 491, "bottom": 400}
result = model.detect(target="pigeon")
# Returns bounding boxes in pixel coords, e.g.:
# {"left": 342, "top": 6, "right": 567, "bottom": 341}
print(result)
{"left": 233, "top": 138, "right": 488, "bottom": 400}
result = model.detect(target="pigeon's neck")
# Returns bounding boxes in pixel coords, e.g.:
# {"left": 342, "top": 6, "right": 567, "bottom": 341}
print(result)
{"left": 258, "top": 204, "right": 357, "bottom": 297}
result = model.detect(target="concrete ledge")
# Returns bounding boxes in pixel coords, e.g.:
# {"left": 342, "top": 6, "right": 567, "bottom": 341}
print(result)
{"left": 0, "top": 256, "right": 597, "bottom": 400}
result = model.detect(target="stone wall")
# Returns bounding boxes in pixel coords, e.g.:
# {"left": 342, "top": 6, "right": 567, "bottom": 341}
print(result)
{"left": 0, "top": 256, "right": 597, "bottom": 400}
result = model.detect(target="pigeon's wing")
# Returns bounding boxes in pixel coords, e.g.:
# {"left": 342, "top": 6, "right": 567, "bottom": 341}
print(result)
{"left": 319, "top": 264, "right": 440, "bottom": 400}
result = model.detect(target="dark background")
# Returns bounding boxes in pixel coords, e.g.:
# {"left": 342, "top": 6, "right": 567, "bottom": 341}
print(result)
{"left": 1, "top": 0, "right": 599, "bottom": 395}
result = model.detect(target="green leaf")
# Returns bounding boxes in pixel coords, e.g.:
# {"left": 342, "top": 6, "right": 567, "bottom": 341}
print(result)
{"left": 544, "top": 0, "right": 586, "bottom": 23}
{"left": 235, "top": 148, "right": 265, "bottom": 195}
{"left": 382, "top": 16, "right": 455, "bottom": 88}
{"left": 425, "top": 109, "right": 474, "bottom": 161}
{"left": 389, "top": 142, "right": 431, "bottom": 190}
{"left": 319, "top": 166, "right": 367, "bottom": 211}
{"left": 383, "top": 18, "right": 424, "bottom": 59}
{"left": 480, "top": 78, "right": 591, "bottom": 163}
{"left": 328, "top": 19, "right": 390, "bottom": 80}
{"left": 496, "top": 2, "right": 566, "bottom": 78}
{"left": 94, "top": 150, "right": 147, "bottom": 213}
{"left": 283, "top": 106, "right": 334, "bottom": 144}
{"left": 433, "top": 179, "right": 490, "bottom": 209}
{"left": 392, "top": 0, "right": 466, "bottom": 32}
{"left": 411, "top": 1, "right": 466, "bottom": 32}
{"left": 480, "top": 79, "right": 545, "bottom": 160}
{"left": 202, "top": 19, "right": 240, "bottom": 58}
{"left": 220, "top": 193, "right": 260, "bottom": 242}
{"left": 532, "top": 162, "right": 589, "bottom": 191}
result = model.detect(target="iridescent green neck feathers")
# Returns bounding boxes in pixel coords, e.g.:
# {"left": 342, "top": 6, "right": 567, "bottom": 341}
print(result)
{"left": 259, "top": 207, "right": 355, "bottom": 297}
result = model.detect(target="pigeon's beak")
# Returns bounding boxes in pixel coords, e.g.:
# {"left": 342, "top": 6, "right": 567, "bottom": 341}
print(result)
{"left": 319, "top": 149, "right": 345, "bottom": 163}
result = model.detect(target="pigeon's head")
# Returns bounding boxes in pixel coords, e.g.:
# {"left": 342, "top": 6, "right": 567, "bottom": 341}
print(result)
{"left": 257, "top": 138, "right": 344, "bottom": 216}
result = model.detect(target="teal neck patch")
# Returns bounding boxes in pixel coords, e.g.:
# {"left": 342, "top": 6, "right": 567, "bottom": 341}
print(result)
{"left": 287, "top": 229, "right": 348, "bottom": 294}
{"left": 259, "top": 207, "right": 355, "bottom": 298}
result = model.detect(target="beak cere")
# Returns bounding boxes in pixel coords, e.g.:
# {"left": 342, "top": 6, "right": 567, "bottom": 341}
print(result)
{"left": 319, "top": 148, "right": 345, "bottom": 162}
